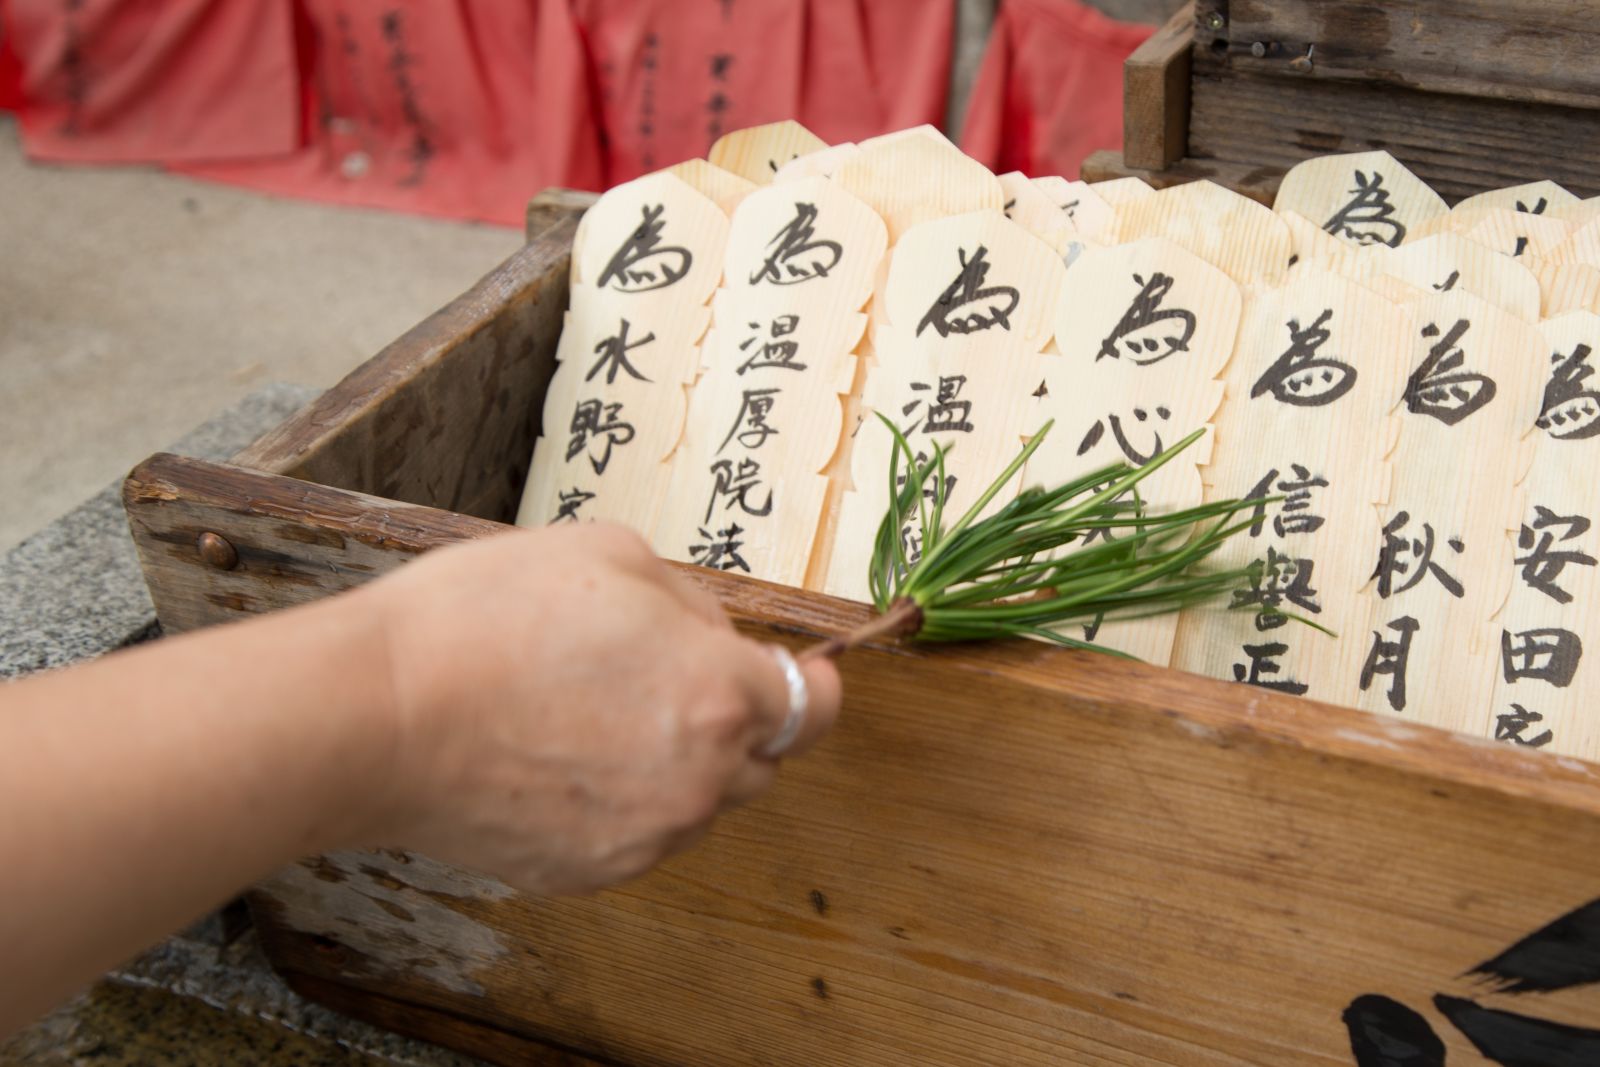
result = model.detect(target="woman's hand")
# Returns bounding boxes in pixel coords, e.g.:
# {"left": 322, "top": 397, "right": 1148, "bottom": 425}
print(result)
{"left": 360, "top": 524, "right": 842, "bottom": 895}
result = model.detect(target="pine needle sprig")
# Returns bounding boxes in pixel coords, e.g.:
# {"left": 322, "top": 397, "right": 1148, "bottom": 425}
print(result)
{"left": 808, "top": 416, "right": 1324, "bottom": 660}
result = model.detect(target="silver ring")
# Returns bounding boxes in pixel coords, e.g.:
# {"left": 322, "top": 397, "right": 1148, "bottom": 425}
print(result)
{"left": 760, "top": 646, "right": 809, "bottom": 758}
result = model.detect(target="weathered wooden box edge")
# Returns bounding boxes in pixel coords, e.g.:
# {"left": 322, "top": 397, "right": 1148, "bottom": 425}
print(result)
{"left": 121, "top": 189, "right": 1600, "bottom": 1067}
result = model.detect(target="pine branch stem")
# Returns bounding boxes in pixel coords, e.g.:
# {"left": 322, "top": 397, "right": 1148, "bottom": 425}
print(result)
{"left": 804, "top": 597, "right": 924, "bottom": 660}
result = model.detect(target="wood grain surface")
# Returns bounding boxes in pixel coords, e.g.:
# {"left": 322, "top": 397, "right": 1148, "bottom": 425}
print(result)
{"left": 1197, "top": 0, "right": 1600, "bottom": 112}
{"left": 1122, "top": 2, "right": 1193, "bottom": 171}
{"left": 1081, "top": 151, "right": 1282, "bottom": 206}
{"left": 124, "top": 448, "right": 1600, "bottom": 1066}
{"left": 1186, "top": 59, "right": 1600, "bottom": 205}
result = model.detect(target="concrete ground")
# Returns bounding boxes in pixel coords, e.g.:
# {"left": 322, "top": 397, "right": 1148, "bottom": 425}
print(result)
{"left": 0, "top": 115, "right": 521, "bottom": 551}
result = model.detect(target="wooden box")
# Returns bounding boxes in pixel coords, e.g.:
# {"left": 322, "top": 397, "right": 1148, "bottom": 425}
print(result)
{"left": 124, "top": 191, "right": 1600, "bottom": 1066}
{"left": 1085, "top": 0, "right": 1600, "bottom": 206}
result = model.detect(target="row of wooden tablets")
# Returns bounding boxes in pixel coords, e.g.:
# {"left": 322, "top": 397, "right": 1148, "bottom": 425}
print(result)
{"left": 516, "top": 121, "right": 1600, "bottom": 762}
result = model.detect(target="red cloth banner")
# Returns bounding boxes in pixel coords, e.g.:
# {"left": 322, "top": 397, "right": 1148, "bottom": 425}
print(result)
{"left": 960, "top": 0, "right": 1150, "bottom": 180}
{"left": 575, "top": 0, "right": 953, "bottom": 183}
{"left": 3, "top": 0, "right": 296, "bottom": 162}
{"left": 0, "top": 0, "right": 962, "bottom": 223}
{"left": 0, "top": 5, "right": 25, "bottom": 112}
{"left": 179, "top": 1, "right": 604, "bottom": 225}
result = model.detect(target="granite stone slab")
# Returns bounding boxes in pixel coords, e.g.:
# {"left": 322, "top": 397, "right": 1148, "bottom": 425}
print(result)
{"left": 0, "top": 383, "right": 318, "bottom": 679}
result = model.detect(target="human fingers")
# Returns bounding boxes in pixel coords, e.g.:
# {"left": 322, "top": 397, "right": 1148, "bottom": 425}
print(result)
{"left": 779, "top": 654, "right": 842, "bottom": 759}
{"left": 722, "top": 640, "right": 842, "bottom": 759}
{"left": 720, "top": 757, "right": 778, "bottom": 810}
{"left": 577, "top": 523, "right": 729, "bottom": 630}
{"left": 658, "top": 566, "right": 732, "bottom": 630}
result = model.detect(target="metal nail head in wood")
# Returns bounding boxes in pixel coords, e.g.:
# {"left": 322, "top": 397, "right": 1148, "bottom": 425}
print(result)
{"left": 197, "top": 531, "right": 239, "bottom": 571}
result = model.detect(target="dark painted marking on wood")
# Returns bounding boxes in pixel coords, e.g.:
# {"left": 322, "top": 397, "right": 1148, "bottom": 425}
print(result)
{"left": 1342, "top": 995, "right": 1445, "bottom": 1067}
{"left": 1467, "top": 897, "right": 1600, "bottom": 995}
{"left": 1434, "top": 994, "right": 1600, "bottom": 1066}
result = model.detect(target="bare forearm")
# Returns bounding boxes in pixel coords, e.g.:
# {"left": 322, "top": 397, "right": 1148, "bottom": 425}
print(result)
{"left": 0, "top": 592, "right": 396, "bottom": 1033}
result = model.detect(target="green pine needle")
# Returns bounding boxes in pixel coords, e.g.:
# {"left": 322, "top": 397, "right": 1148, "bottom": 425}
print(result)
{"left": 837, "top": 414, "right": 1323, "bottom": 659}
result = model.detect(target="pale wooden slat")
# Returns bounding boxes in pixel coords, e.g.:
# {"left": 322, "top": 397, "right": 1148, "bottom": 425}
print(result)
{"left": 1118, "top": 180, "right": 1292, "bottom": 287}
{"left": 517, "top": 172, "right": 729, "bottom": 535}
{"left": 1029, "top": 237, "right": 1241, "bottom": 663}
{"left": 1452, "top": 180, "right": 1579, "bottom": 218}
{"left": 1482, "top": 311, "right": 1600, "bottom": 759}
{"left": 652, "top": 178, "right": 887, "bottom": 587}
{"left": 1172, "top": 267, "right": 1411, "bottom": 703}
{"left": 824, "top": 210, "right": 1066, "bottom": 602}
{"left": 1351, "top": 290, "right": 1543, "bottom": 732}
{"left": 1274, "top": 151, "right": 1448, "bottom": 250}
{"left": 708, "top": 120, "right": 829, "bottom": 186}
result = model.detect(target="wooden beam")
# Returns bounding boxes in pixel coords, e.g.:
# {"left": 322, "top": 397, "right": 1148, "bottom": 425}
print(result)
{"left": 1187, "top": 59, "right": 1600, "bottom": 203}
{"left": 1081, "top": 149, "right": 1281, "bottom": 205}
{"left": 1122, "top": 2, "right": 1194, "bottom": 170}
{"left": 1213, "top": 0, "right": 1600, "bottom": 112}
{"left": 122, "top": 450, "right": 1600, "bottom": 1066}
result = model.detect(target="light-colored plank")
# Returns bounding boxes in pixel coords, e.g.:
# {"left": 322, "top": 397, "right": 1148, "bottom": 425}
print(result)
{"left": 1451, "top": 180, "right": 1579, "bottom": 218}
{"left": 665, "top": 159, "right": 757, "bottom": 215}
{"left": 1550, "top": 216, "right": 1600, "bottom": 268}
{"left": 824, "top": 210, "right": 1066, "bottom": 601}
{"left": 1029, "top": 176, "right": 1118, "bottom": 245}
{"left": 1118, "top": 180, "right": 1293, "bottom": 287}
{"left": 833, "top": 135, "right": 1005, "bottom": 244}
{"left": 1382, "top": 234, "right": 1542, "bottom": 320}
{"left": 1087, "top": 175, "right": 1156, "bottom": 208}
{"left": 518, "top": 172, "right": 730, "bottom": 534}
{"left": 772, "top": 142, "right": 862, "bottom": 183}
{"left": 1484, "top": 311, "right": 1600, "bottom": 760}
{"left": 653, "top": 178, "right": 887, "bottom": 585}
{"left": 1553, "top": 196, "right": 1600, "bottom": 228}
{"left": 1027, "top": 237, "right": 1241, "bottom": 663}
{"left": 1274, "top": 150, "right": 1448, "bottom": 249}
{"left": 1280, "top": 209, "right": 1362, "bottom": 276}
{"left": 810, "top": 138, "right": 1008, "bottom": 592}
{"left": 708, "top": 120, "right": 830, "bottom": 186}
{"left": 1351, "top": 290, "right": 1543, "bottom": 733}
{"left": 1172, "top": 267, "right": 1411, "bottom": 703}
{"left": 1535, "top": 260, "right": 1600, "bottom": 318}
{"left": 856, "top": 124, "right": 956, "bottom": 152}
{"left": 998, "top": 171, "right": 1077, "bottom": 255}
{"left": 1459, "top": 207, "right": 1572, "bottom": 261}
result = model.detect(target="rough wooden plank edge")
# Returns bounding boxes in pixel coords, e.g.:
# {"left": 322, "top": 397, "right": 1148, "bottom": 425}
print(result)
{"left": 230, "top": 209, "right": 580, "bottom": 515}
{"left": 1082, "top": 149, "right": 1281, "bottom": 205}
{"left": 1208, "top": 0, "right": 1600, "bottom": 114}
{"left": 122, "top": 453, "right": 506, "bottom": 632}
{"left": 1187, "top": 55, "right": 1600, "bottom": 203}
{"left": 121, "top": 451, "right": 1600, "bottom": 819}
{"left": 1122, "top": 1, "right": 1194, "bottom": 170}
{"left": 273, "top": 963, "right": 615, "bottom": 1067}
{"left": 525, "top": 187, "right": 599, "bottom": 244}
